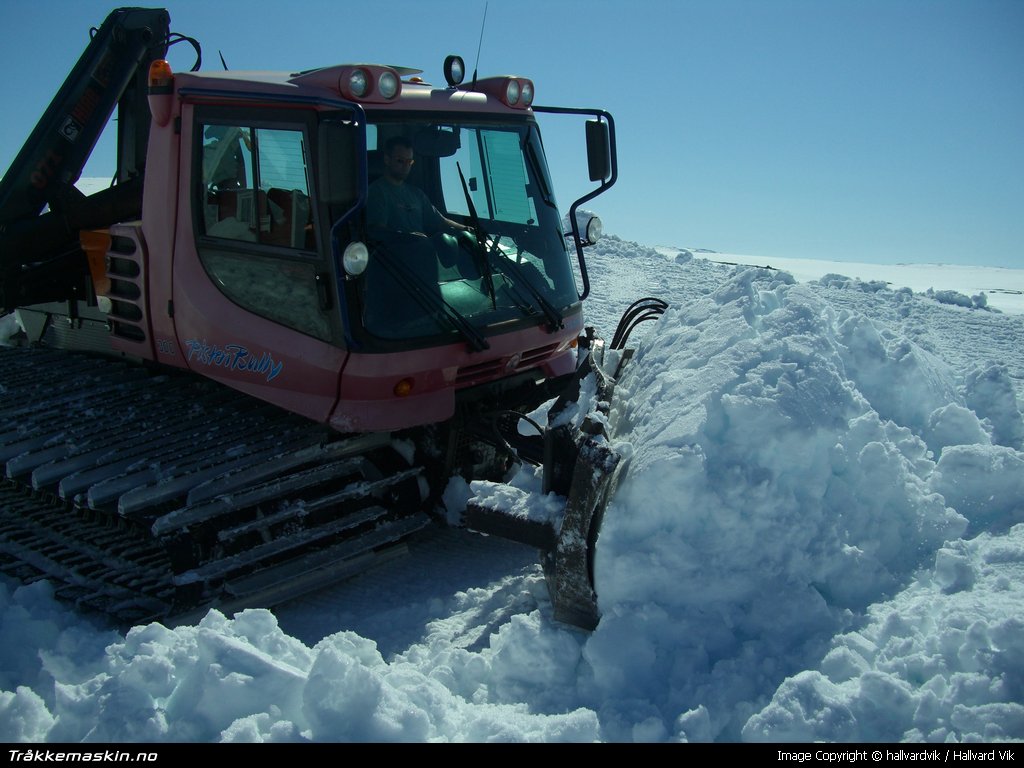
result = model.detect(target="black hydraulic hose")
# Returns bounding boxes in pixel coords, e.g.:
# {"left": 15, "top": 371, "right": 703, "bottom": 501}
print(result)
{"left": 610, "top": 297, "right": 668, "bottom": 350}
{"left": 164, "top": 32, "right": 203, "bottom": 72}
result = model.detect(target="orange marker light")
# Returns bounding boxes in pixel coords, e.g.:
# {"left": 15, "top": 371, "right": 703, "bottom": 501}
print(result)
{"left": 393, "top": 378, "right": 414, "bottom": 397}
{"left": 147, "top": 60, "right": 174, "bottom": 126}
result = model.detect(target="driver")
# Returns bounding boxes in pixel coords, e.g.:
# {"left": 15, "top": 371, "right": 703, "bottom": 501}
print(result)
{"left": 366, "top": 136, "right": 471, "bottom": 238}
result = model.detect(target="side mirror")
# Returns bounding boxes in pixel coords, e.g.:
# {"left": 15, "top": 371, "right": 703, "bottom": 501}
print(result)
{"left": 585, "top": 119, "right": 611, "bottom": 182}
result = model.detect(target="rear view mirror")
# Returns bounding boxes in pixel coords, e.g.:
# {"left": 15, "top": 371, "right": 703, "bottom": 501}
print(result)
{"left": 415, "top": 128, "right": 460, "bottom": 157}
{"left": 585, "top": 119, "right": 610, "bottom": 182}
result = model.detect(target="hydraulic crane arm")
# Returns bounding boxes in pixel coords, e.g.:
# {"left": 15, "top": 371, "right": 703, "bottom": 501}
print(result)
{"left": 0, "top": 7, "right": 170, "bottom": 224}
{"left": 0, "top": 8, "right": 170, "bottom": 310}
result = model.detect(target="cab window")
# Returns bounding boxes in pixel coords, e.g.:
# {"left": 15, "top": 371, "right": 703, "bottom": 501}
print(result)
{"left": 200, "top": 125, "right": 315, "bottom": 250}
{"left": 195, "top": 116, "right": 332, "bottom": 342}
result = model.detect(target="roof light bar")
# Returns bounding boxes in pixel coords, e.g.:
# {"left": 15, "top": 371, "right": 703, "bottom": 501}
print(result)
{"left": 470, "top": 76, "right": 535, "bottom": 109}
{"left": 336, "top": 65, "right": 402, "bottom": 103}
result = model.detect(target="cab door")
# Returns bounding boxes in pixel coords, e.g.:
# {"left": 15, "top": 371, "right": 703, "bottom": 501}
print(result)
{"left": 171, "top": 103, "right": 348, "bottom": 423}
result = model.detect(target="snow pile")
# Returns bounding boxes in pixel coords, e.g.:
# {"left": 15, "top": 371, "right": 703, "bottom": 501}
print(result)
{"left": 0, "top": 582, "right": 598, "bottom": 742}
{"left": 583, "top": 266, "right": 1023, "bottom": 740}
{"left": 703, "top": 251, "right": 1024, "bottom": 316}
{"left": 2, "top": 252, "right": 1022, "bottom": 742}
{"left": 590, "top": 232, "right": 667, "bottom": 263}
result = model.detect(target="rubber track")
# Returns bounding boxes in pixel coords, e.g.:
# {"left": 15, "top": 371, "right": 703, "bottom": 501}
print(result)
{"left": 0, "top": 346, "right": 431, "bottom": 626}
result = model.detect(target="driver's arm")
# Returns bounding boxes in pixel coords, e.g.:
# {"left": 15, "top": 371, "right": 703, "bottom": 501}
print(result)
{"left": 441, "top": 213, "right": 471, "bottom": 233}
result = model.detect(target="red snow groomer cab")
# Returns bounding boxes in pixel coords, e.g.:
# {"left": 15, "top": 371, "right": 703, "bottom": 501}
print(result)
{"left": 146, "top": 57, "right": 608, "bottom": 433}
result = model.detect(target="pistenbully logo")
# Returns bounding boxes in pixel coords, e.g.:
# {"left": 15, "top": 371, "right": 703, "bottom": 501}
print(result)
{"left": 184, "top": 339, "right": 284, "bottom": 382}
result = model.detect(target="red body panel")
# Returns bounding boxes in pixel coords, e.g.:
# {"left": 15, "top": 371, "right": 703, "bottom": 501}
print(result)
{"left": 332, "top": 316, "right": 582, "bottom": 432}
{"left": 170, "top": 251, "right": 348, "bottom": 423}
{"left": 139, "top": 88, "right": 184, "bottom": 369}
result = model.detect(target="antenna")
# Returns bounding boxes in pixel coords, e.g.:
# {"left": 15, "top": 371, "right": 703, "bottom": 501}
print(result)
{"left": 471, "top": 1, "right": 488, "bottom": 88}
{"left": 218, "top": 50, "right": 229, "bottom": 70}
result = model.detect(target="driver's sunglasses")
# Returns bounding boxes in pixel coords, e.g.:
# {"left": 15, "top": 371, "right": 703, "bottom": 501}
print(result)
{"left": 390, "top": 156, "right": 415, "bottom": 166}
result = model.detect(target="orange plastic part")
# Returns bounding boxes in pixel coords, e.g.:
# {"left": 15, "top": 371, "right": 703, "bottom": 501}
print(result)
{"left": 79, "top": 229, "right": 111, "bottom": 296}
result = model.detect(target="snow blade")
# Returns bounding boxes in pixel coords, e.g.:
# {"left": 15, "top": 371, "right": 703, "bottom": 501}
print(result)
{"left": 465, "top": 328, "right": 632, "bottom": 630}
{"left": 463, "top": 435, "right": 621, "bottom": 630}
{"left": 541, "top": 431, "right": 624, "bottom": 630}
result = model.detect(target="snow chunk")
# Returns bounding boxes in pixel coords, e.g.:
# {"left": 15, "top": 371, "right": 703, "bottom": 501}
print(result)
{"left": 1, "top": 312, "right": 23, "bottom": 345}
{"left": 929, "top": 445, "right": 1024, "bottom": 533}
{"left": 0, "top": 687, "right": 55, "bottom": 742}
{"left": 746, "top": 525, "right": 1024, "bottom": 742}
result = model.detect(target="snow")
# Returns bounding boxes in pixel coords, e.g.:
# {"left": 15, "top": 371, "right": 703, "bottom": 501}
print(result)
{"left": 667, "top": 250, "right": 1024, "bottom": 317}
{"left": 2, "top": 215, "right": 1023, "bottom": 742}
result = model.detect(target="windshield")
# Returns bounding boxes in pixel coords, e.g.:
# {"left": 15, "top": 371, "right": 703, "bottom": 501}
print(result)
{"left": 357, "top": 119, "right": 577, "bottom": 342}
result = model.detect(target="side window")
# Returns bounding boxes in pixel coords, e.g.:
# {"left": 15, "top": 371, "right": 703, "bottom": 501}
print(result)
{"left": 197, "top": 119, "right": 332, "bottom": 342}
{"left": 204, "top": 126, "right": 254, "bottom": 190}
{"left": 201, "top": 124, "right": 315, "bottom": 250}
{"left": 202, "top": 126, "right": 256, "bottom": 241}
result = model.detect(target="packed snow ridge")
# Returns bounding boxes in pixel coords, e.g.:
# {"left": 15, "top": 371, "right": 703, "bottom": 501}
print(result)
{"left": 1, "top": 231, "right": 1022, "bottom": 742}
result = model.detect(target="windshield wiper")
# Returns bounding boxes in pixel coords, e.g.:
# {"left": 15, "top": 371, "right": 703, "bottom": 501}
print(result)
{"left": 455, "top": 162, "right": 497, "bottom": 309}
{"left": 372, "top": 242, "right": 489, "bottom": 352}
{"left": 455, "top": 162, "right": 563, "bottom": 332}
{"left": 485, "top": 246, "right": 564, "bottom": 332}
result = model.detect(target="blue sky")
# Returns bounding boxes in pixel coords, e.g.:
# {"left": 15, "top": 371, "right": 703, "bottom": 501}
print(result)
{"left": 1, "top": 0, "right": 1021, "bottom": 267}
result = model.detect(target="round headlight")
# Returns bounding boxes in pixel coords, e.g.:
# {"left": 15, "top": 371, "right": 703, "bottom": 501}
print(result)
{"left": 348, "top": 68, "right": 369, "bottom": 98}
{"left": 444, "top": 55, "right": 465, "bottom": 86}
{"left": 521, "top": 80, "right": 534, "bottom": 107}
{"left": 343, "top": 241, "right": 369, "bottom": 275}
{"left": 378, "top": 70, "right": 399, "bottom": 99}
{"left": 585, "top": 216, "right": 603, "bottom": 245}
{"left": 505, "top": 79, "right": 520, "bottom": 106}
